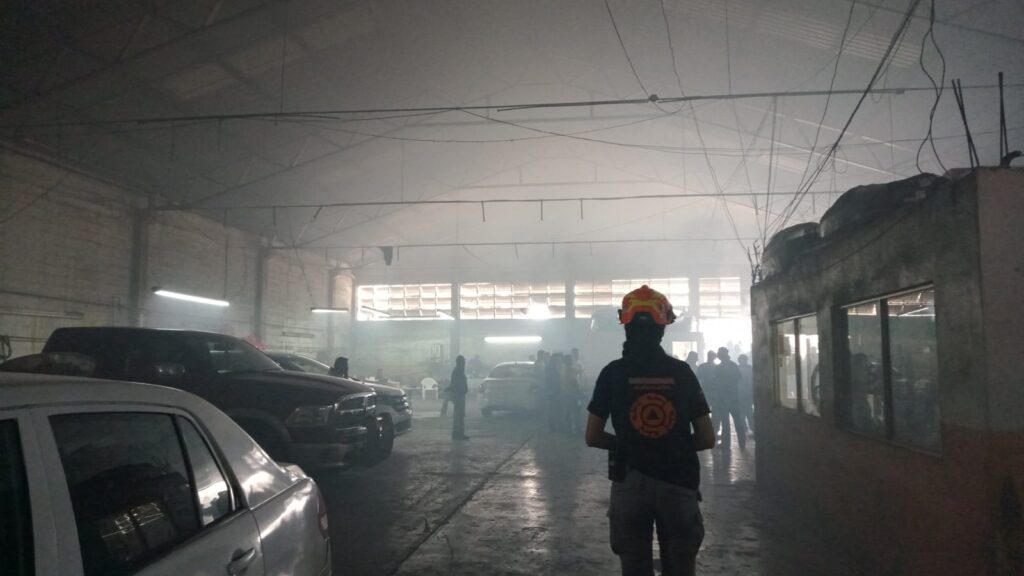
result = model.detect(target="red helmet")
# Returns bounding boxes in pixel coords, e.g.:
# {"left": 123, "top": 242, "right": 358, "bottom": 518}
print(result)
{"left": 619, "top": 285, "right": 676, "bottom": 325}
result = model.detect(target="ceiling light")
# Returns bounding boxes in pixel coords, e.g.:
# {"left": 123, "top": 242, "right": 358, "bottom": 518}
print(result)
{"left": 485, "top": 336, "right": 543, "bottom": 344}
{"left": 311, "top": 307, "right": 349, "bottom": 314}
{"left": 153, "top": 288, "right": 230, "bottom": 307}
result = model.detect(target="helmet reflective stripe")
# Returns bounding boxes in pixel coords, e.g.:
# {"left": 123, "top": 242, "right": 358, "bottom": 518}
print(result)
{"left": 620, "top": 285, "right": 676, "bottom": 325}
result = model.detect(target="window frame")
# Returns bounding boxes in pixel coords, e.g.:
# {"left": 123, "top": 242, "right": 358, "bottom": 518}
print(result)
{"left": 356, "top": 282, "right": 454, "bottom": 321}
{"left": 772, "top": 313, "right": 820, "bottom": 418}
{"left": 573, "top": 277, "right": 690, "bottom": 319}
{"left": 0, "top": 417, "right": 35, "bottom": 576}
{"left": 838, "top": 284, "right": 941, "bottom": 453}
{"left": 38, "top": 405, "right": 245, "bottom": 575}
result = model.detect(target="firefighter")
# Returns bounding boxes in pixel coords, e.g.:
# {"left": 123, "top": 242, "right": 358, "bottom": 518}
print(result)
{"left": 586, "top": 285, "right": 716, "bottom": 576}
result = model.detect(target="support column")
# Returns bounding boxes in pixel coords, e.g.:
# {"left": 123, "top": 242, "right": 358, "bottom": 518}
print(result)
{"left": 450, "top": 281, "right": 461, "bottom": 362}
{"left": 689, "top": 276, "right": 702, "bottom": 354}
{"left": 254, "top": 245, "right": 268, "bottom": 346}
{"left": 127, "top": 209, "right": 150, "bottom": 327}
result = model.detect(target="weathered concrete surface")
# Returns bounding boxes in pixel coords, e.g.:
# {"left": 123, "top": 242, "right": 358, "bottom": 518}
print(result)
{"left": 317, "top": 398, "right": 868, "bottom": 575}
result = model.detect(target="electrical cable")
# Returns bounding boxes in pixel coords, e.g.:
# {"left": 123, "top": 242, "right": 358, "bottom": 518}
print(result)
{"left": 604, "top": 0, "right": 650, "bottom": 96}
{"left": 915, "top": 0, "right": 948, "bottom": 174}
{"left": 795, "top": 0, "right": 859, "bottom": 195}
{"left": 658, "top": 0, "right": 747, "bottom": 253}
{"left": 771, "top": 0, "right": 923, "bottom": 235}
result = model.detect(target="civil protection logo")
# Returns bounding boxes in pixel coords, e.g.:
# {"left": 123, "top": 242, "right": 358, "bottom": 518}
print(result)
{"left": 629, "top": 393, "right": 677, "bottom": 438}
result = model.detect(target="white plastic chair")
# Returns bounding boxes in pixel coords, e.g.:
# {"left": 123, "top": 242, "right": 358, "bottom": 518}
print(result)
{"left": 420, "top": 377, "right": 439, "bottom": 400}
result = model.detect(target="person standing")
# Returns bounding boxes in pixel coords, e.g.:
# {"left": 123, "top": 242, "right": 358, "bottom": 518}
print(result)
{"left": 696, "top": 350, "right": 719, "bottom": 437}
{"left": 713, "top": 348, "right": 747, "bottom": 450}
{"left": 450, "top": 356, "right": 469, "bottom": 441}
{"left": 545, "top": 353, "right": 565, "bottom": 433}
{"left": 586, "top": 285, "right": 716, "bottom": 576}
{"left": 328, "top": 356, "right": 349, "bottom": 378}
{"left": 737, "top": 354, "right": 754, "bottom": 437}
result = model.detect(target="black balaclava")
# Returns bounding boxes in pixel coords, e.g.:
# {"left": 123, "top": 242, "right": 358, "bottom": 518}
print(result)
{"left": 623, "top": 322, "right": 666, "bottom": 361}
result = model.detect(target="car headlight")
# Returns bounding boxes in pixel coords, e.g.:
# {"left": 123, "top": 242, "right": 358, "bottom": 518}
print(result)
{"left": 285, "top": 404, "right": 335, "bottom": 427}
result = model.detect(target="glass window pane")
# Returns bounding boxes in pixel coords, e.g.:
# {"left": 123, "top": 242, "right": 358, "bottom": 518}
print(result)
{"left": 887, "top": 288, "right": 941, "bottom": 451}
{"left": 775, "top": 321, "right": 798, "bottom": 408}
{"left": 845, "top": 302, "right": 886, "bottom": 437}
{"left": 0, "top": 420, "right": 33, "bottom": 576}
{"left": 797, "top": 316, "right": 821, "bottom": 416}
{"left": 51, "top": 413, "right": 200, "bottom": 576}
{"left": 176, "top": 418, "right": 232, "bottom": 526}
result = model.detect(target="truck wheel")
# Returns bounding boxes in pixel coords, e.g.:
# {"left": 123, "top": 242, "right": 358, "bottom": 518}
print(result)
{"left": 378, "top": 416, "right": 395, "bottom": 458}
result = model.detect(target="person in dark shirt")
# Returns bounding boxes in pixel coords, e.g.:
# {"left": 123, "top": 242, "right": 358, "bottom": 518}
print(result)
{"left": 328, "top": 356, "right": 349, "bottom": 378}
{"left": 450, "top": 355, "right": 469, "bottom": 441}
{"left": 586, "top": 285, "right": 716, "bottom": 576}
{"left": 713, "top": 347, "right": 746, "bottom": 451}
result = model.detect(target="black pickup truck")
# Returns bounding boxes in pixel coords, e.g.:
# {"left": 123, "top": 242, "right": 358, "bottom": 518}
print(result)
{"left": 30, "top": 327, "right": 387, "bottom": 470}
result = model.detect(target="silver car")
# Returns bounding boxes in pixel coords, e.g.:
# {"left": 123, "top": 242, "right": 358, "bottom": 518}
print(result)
{"left": 480, "top": 361, "right": 541, "bottom": 417}
{"left": 0, "top": 373, "right": 331, "bottom": 576}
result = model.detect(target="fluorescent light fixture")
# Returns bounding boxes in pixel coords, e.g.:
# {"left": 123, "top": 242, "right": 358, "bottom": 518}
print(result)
{"left": 485, "top": 335, "right": 543, "bottom": 344}
{"left": 282, "top": 331, "right": 316, "bottom": 338}
{"left": 153, "top": 288, "right": 230, "bottom": 307}
{"left": 311, "top": 307, "right": 349, "bottom": 314}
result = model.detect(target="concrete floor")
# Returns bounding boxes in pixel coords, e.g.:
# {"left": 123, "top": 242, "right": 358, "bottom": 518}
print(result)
{"left": 315, "top": 398, "right": 867, "bottom": 575}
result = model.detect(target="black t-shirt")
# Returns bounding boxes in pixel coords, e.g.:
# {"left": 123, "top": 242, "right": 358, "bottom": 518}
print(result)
{"left": 587, "top": 349, "right": 710, "bottom": 489}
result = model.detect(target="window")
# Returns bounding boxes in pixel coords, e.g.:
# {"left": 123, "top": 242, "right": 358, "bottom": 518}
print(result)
{"left": 460, "top": 282, "right": 566, "bottom": 319}
{"left": 798, "top": 316, "right": 821, "bottom": 416}
{"left": 200, "top": 335, "right": 281, "bottom": 374}
{"left": 773, "top": 314, "right": 819, "bottom": 416}
{"left": 574, "top": 278, "right": 689, "bottom": 319}
{"left": 176, "top": 418, "right": 232, "bottom": 527}
{"left": 775, "top": 321, "right": 798, "bottom": 409}
{"left": 0, "top": 420, "right": 33, "bottom": 576}
{"left": 50, "top": 412, "right": 233, "bottom": 576}
{"left": 841, "top": 287, "right": 940, "bottom": 451}
{"left": 357, "top": 283, "right": 453, "bottom": 320}
{"left": 699, "top": 277, "right": 743, "bottom": 318}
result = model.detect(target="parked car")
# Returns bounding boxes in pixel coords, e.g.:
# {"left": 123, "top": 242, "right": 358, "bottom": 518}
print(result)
{"left": 0, "top": 372, "right": 331, "bottom": 576}
{"left": 480, "top": 361, "right": 540, "bottom": 417}
{"left": 266, "top": 352, "right": 412, "bottom": 444}
{"left": 26, "top": 327, "right": 388, "bottom": 470}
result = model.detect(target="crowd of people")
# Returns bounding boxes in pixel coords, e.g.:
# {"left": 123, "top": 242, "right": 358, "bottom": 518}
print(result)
{"left": 533, "top": 348, "right": 588, "bottom": 435}
{"left": 686, "top": 347, "right": 754, "bottom": 450}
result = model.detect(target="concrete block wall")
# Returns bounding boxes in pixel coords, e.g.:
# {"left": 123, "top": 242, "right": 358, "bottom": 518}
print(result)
{"left": 0, "top": 154, "right": 137, "bottom": 356}
{"left": 262, "top": 249, "right": 334, "bottom": 357}
{"left": 0, "top": 151, "right": 347, "bottom": 360}
{"left": 143, "top": 211, "right": 259, "bottom": 338}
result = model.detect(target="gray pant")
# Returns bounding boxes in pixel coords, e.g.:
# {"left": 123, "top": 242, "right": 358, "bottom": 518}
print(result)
{"left": 608, "top": 469, "right": 704, "bottom": 576}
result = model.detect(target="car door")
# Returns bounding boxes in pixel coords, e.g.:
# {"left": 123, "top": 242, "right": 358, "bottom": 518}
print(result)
{"left": 34, "top": 406, "right": 267, "bottom": 576}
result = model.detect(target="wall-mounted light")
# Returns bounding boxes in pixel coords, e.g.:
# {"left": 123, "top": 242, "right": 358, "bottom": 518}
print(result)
{"left": 311, "top": 307, "right": 349, "bottom": 314}
{"left": 484, "top": 336, "right": 543, "bottom": 344}
{"left": 153, "top": 288, "right": 230, "bottom": 307}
